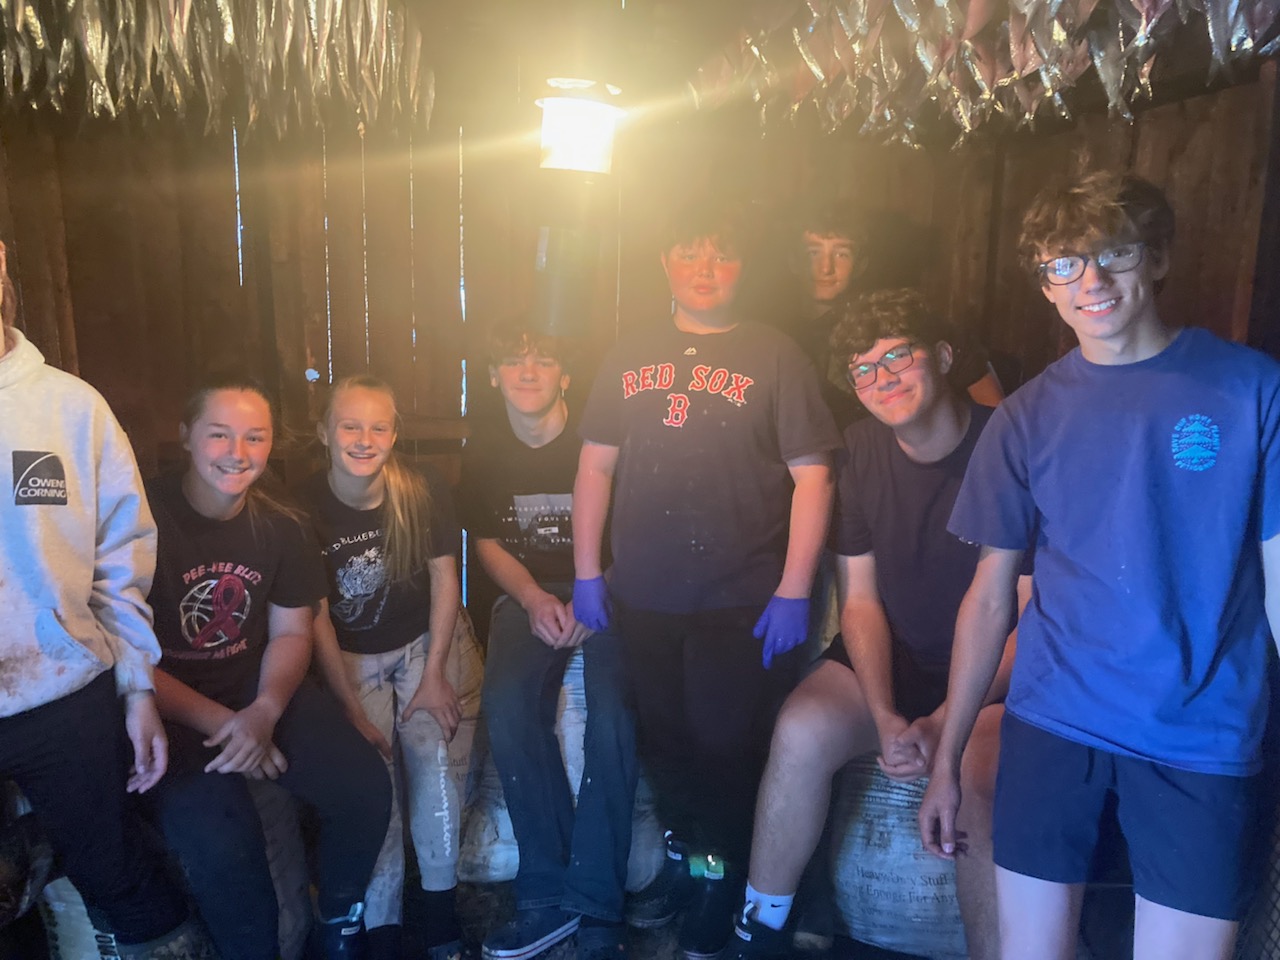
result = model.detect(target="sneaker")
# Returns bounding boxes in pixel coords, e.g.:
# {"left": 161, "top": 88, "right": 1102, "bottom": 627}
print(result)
{"left": 624, "top": 832, "right": 693, "bottom": 929}
{"left": 714, "top": 906, "right": 792, "bottom": 959}
{"left": 482, "top": 907, "right": 580, "bottom": 960}
{"left": 677, "top": 857, "right": 738, "bottom": 960}
{"left": 575, "top": 921, "right": 628, "bottom": 960}
{"left": 427, "top": 939, "right": 464, "bottom": 960}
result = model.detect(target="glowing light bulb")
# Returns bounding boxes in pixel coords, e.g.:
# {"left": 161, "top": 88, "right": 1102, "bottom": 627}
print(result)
{"left": 536, "top": 94, "right": 625, "bottom": 174}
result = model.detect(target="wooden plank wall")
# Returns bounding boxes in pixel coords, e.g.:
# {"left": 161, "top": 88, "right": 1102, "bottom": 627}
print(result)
{"left": 0, "top": 63, "right": 1275, "bottom": 483}
{"left": 0, "top": 109, "right": 470, "bottom": 480}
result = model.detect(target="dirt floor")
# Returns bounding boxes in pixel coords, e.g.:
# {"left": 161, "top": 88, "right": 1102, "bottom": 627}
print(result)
{"left": 407, "top": 880, "right": 1134, "bottom": 960}
{"left": 405, "top": 882, "right": 924, "bottom": 960}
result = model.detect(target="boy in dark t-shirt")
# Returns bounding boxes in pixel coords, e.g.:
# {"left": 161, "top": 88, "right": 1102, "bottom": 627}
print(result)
{"left": 920, "top": 172, "right": 1280, "bottom": 958}
{"left": 717, "top": 290, "right": 1027, "bottom": 960}
{"left": 463, "top": 321, "right": 637, "bottom": 960}
{"left": 573, "top": 201, "right": 840, "bottom": 959}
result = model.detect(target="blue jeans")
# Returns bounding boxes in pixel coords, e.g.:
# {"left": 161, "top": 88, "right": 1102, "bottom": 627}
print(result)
{"left": 481, "top": 590, "right": 638, "bottom": 921}
{"left": 149, "top": 679, "right": 392, "bottom": 960}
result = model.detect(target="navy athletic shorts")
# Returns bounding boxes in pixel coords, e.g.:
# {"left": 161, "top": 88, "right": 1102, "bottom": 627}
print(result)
{"left": 992, "top": 712, "right": 1267, "bottom": 921}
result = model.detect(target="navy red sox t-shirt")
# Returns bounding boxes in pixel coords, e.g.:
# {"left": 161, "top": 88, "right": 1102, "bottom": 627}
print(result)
{"left": 147, "top": 474, "right": 326, "bottom": 709}
{"left": 579, "top": 320, "right": 839, "bottom": 613}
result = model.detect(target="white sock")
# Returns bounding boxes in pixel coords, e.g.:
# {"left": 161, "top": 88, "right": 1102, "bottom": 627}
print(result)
{"left": 744, "top": 883, "right": 793, "bottom": 931}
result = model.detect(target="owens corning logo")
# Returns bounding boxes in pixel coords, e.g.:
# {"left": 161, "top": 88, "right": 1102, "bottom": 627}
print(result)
{"left": 13, "top": 451, "right": 68, "bottom": 505}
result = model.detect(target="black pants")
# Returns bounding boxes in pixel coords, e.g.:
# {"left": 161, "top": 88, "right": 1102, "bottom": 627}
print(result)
{"left": 148, "top": 679, "right": 392, "bottom": 960}
{"left": 0, "top": 672, "right": 186, "bottom": 943}
{"left": 615, "top": 603, "right": 804, "bottom": 868}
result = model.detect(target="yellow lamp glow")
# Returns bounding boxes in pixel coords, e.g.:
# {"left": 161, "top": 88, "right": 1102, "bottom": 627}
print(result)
{"left": 537, "top": 87, "right": 625, "bottom": 174}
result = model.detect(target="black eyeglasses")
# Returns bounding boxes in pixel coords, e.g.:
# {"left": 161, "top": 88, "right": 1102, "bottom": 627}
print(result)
{"left": 1038, "top": 243, "right": 1146, "bottom": 286}
{"left": 847, "top": 343, "right": 917, "bottom": 391}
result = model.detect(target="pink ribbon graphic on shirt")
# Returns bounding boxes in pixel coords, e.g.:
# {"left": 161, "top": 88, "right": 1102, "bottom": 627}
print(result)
{"left": 192, "top": 574, "right": 247, "bottom": 649}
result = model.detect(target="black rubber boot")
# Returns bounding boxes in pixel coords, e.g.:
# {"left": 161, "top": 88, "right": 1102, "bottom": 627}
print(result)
{"left": 321, "top": 904, "right": 369, "bottom": 960}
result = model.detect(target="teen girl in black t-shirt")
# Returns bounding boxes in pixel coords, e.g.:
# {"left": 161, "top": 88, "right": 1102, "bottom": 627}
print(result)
{"left": 146, "top": 376, "right": 391, "bottom": 960}
{"left": 304, "top": 375, "right": 479, "bottom": 960}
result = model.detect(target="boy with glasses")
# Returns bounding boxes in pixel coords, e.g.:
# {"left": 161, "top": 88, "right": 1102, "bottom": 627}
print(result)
{"left": 716, "top": 289, "right": 1029, "bottom": 960}
{"left": 920, "top": 171, "right": 1280, "bottom": 959}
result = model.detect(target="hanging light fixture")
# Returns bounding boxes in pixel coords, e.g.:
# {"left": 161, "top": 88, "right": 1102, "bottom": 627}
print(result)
{"left": 536, "top": 78, "right": 625, "bottom": 175}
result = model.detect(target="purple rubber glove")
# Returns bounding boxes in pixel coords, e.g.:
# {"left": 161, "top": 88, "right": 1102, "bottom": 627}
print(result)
{"left": 573, "top": 576, "right": 611, "bottom": 631}
{"left": 753, "top": 596, "right": 810, "bottom": 669}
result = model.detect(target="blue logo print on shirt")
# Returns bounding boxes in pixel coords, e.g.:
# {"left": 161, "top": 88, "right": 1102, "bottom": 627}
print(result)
{"left": 1170, "top": 415, "right": 1220, "bottom": 471}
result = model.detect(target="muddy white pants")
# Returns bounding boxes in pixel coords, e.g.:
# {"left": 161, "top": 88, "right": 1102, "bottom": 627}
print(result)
{"left": 341, "top": 611, "right": 483, "bottom": 929}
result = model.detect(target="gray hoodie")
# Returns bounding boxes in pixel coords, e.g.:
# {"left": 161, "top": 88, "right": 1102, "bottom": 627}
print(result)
{"left": 0, "top": 328, "right": 161, "bottom": 717}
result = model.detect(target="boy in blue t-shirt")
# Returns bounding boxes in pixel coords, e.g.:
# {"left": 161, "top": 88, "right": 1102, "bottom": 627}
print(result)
{"left": 919, "top": 171, "right": 1280, "bottom": 959}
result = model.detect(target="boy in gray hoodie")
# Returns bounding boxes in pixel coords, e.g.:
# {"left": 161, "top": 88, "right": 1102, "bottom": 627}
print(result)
{"left": 0, "top": 241, "right": 202, "bottom": 957}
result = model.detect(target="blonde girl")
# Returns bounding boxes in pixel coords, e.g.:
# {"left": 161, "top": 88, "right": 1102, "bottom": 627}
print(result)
{"left": 303, "top": 375, "right": 481, "bottom": 960}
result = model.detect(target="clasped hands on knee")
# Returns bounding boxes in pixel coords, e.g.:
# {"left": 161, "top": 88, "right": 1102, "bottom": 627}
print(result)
{"left": 524, "top": 587, "right": 594, "bottom": 649}
{"left": 875, "top": 709, "right": 944, "bottom": 782}
{"left": 203, "top": 698, "right": 288, "bottom": 780}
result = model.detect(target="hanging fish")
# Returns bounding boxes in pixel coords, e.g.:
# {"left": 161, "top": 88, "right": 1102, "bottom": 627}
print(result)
{"left": 1121, "top": 0, "right": 1175, "bottom": 55}
{"left": 1086, "top": 6, "right": 1133, "bottom": 120}
{"left": 1202, "top": 0, "right": 1238, "bottom": 72}
{"left": 331, "top": 0, "right": 353, "bottom": 104}
{"left": 1235, "top": 0, "right": 1280, "bottom": 54}
{"left": 1008, "top": 9, "right": 1045, "bottom": 77}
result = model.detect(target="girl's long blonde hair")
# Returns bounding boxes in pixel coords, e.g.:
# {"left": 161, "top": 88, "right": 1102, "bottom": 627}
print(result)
{"left": 324, "top": 375, "right": 433, "bottom": 583}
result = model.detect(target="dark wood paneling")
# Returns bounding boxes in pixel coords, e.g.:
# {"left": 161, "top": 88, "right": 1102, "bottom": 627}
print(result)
{"left": 1248, "top": 61, "right": 1280, "bottom": 360}
{"left": 324, "top": 122, "right": 373, "bottom": 382}
{"left": 56, "top": 118, "right": 159, "bottom": 463}
{"left": 173, "top": 122, "right": 255, "bottom": 378}
{"left": 364, "top": 130, "right": 418, "bottom": 408}
{"left": 254, "top": 131, "right": 330, "bottom": 429}
{"left": 410, "top": 120, "right": 465, "bottom": 420}
{"left": 1, "top": 113, "right": 77, "bottom": 373}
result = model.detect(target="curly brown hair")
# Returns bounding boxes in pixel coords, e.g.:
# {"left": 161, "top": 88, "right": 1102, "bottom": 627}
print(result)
{"left": 484, "top": 315, "right": 578, "bottom": 374}
{"left": 1018, "top": 170, "right": 1175, "bottom": 279}
{"left": 828, "top": 288, "right": 953, "bottom": 362}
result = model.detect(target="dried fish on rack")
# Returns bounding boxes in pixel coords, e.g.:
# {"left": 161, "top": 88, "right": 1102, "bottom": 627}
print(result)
{"left": 0, "top": 0, "right": 435, "bottom": 134}
{"left": 689, "top": 0, "right": 1280, "bottom": 142}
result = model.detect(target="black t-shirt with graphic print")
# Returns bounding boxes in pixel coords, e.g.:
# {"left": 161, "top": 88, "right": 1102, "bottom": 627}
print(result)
{"left": 147, "top": 473, "right": 327, "bottom": 710}
{"left": 460, "top": 407, "right": 586, "bottom": 586}
{"left": 579, "top": 320, "right": 840, "bottom": 613}
{"left": 299, "top": 465, "right": 460, "bottom": 657}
